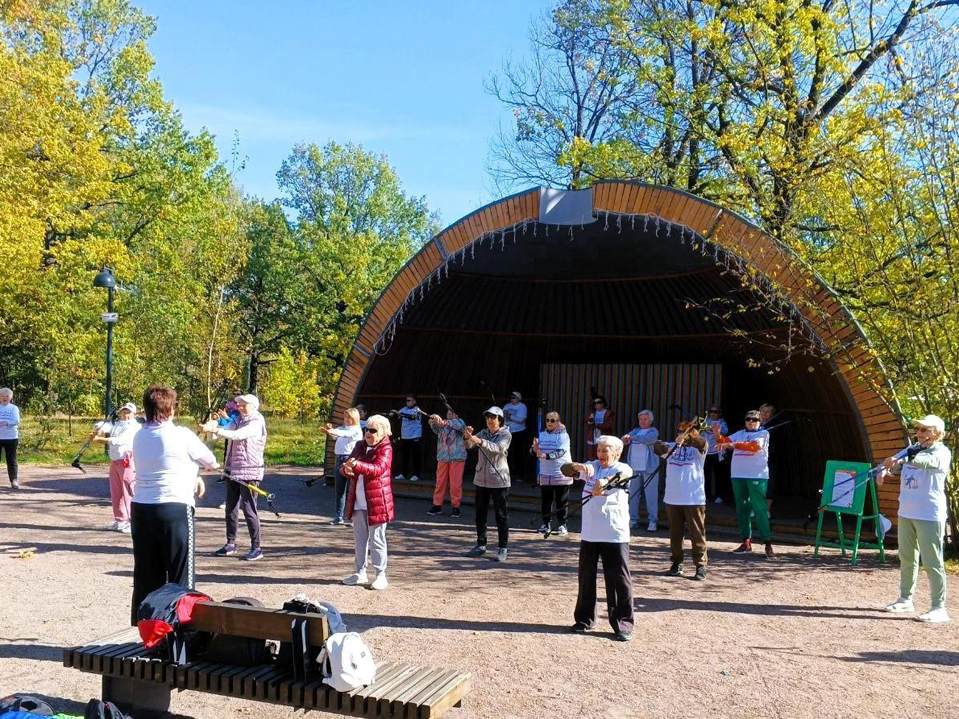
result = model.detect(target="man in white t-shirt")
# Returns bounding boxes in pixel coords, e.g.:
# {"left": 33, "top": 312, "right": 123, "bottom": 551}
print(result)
{"left": 654, "top": 423, "right": 708, "bottom": 580}
{"left": 503, "top": 391, "right": 528, "bottom": 482}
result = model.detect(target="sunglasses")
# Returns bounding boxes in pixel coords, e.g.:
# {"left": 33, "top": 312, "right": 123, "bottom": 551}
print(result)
{"left": 545, "top": 418, "right": 559, "bottom": 423}
{"left": 364, "top": 428, "right": 380, "bottom": 435}
{"left": 745, "top": 417, "right": 760, "bottom": 422}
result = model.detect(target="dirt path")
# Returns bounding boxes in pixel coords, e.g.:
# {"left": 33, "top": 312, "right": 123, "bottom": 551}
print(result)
{"left": 1, "top": 466, "right": 956, "bottom": 718}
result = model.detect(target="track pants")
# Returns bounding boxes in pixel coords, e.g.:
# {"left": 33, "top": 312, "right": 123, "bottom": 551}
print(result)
{"left": 400, "top": 438, "right": 421, "bottom": 478}
{"left": 574, "top": 541, "right": 634, "bottom": 634}
{"left": 130, "top": 501, "right": 195, "bottom": 625}
{"left": 732, "top": 478, "right": 771, "bottom": 542}
{"left": 108, "top": 459, "right": 136, "bottom": 523}
{"left": 0, "top": 438, "right": 17, "bottom": 483}
{"left": 898, "top": 517, "right": 947, "bottom": 609}
{"left": 475, "top": 485, "right": 509, "bottom": 548}
{"left": 540, "top": 484, "right": 570, "bottom": 526}
{"left": 352, "top": 509, "right": 388, "bottom": 575}
{"left": 434, "top": 461, "right": 465, "bottom": 508}
{"left": 225, "top": 479, "right": 261, "bottom": 549}
{"left": 666, "top": 504, "right": 708, "bottom": 566}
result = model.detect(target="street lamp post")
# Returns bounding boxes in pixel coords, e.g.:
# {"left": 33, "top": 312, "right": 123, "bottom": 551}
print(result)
{"left": 93, "top": 267, "right": 117, "bottom": 418}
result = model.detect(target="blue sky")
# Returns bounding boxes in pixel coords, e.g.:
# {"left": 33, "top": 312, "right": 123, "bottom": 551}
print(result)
{"left": 139, "top": 1, "right": 553, "bottom": 227}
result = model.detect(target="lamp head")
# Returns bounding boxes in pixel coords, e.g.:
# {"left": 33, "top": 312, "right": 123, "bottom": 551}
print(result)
{"left": 93, "top": 267, "right": 116, "bottom": 289}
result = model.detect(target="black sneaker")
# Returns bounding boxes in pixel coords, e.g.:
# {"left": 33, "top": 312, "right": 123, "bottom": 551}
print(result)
{"left": 466, "top": 545, "right": 487, "bottom": 557}
{"left": 570, "top": 621, "right": 591, "bottom": 634}
{"left": 451, "top": 507, "right": 461, "bottom": 518}
{"left": 214, "top": 543, "right": 236, "bottom": 557}
{"left": 694, "top": 566, "right": 707, "bottom": 581}
{"left": 667, "top": 562, "right": 684, "bottom": 576}
{"left": 614, "top": 630, "right": 633, "bottom": 642}
{"left": 426, "top": 505, "right": 442, "bottom": 516}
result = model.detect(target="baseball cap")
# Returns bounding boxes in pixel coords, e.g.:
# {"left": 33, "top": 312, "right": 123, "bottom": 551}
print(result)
{"left": 914, "top": 415, "right": 945, "bottom": 433}
{"left": 120, "top": 402, "right": 136, "bottom": 413}
{"left": 484, "top": 406, "right": 504, "bottom": 417}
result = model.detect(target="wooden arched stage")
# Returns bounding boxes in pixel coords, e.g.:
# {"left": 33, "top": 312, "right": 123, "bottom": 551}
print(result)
{"left": 329, "top": 182, "right": 908, "bottom": 522}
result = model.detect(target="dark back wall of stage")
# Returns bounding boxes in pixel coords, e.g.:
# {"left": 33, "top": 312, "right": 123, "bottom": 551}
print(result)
{"left": 356, "top": 324, "right": 864, "bottom": 503}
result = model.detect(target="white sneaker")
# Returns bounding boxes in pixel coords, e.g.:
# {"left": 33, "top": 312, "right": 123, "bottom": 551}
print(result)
{"left": 715, "top": 497, "right": 723, "bottom": 504}
{"left": 647, "top": 520, "right": 658, "bottom": 532}
{"left": 409, "top": 475, "right": 419, "bottom": 482}
{"left": 538, "top": 523, "right": 550, "bottom": 534}
{"left": 916, "top": 607, "right": 951, "bottom": 623}
{"left": 106, "top": 521, "right": 120, "bottom": 532}
{"left": 117, "top": 522, "right": 131, "bottom": 534}
{"left": 884, "top": 598, "right": 915, "bottom": 613}
{"left": 370, "top": 573, "right": 389, "bottom": 590}
{"left": 218, "top": 502, "right": 226, "bottom": 509}
{"left": 555, "top": 525, "right": 569, "bottom": 536}
{"left": 394, "top": 474, "right": 406, "bottom": 481}
{"left": 342, "top": 572, "right": 369, "bottom": 586}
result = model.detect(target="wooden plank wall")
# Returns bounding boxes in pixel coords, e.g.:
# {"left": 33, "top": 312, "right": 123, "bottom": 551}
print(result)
{"left": 540, "top": 363, "right": 723, "bottom": 458}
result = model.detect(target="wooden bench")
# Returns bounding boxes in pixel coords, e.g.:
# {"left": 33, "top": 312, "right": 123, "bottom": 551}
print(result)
{"left": 63, "top": 601, "right": 471, "bottom": 718}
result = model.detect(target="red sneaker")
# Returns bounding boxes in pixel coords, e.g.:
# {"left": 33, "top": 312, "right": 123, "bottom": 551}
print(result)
{"left": 733, "top": 540, "right": 752, "bottom": 553}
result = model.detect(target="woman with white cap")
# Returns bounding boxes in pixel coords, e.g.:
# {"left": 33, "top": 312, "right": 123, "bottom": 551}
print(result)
{"left": 503, "top": 391, "right": 528, "bottom": 483}
{"left": 204, "top": 394, "right": 268, "bottom": 561}
{"left": 463, "top": 406, "right": 512, "bottom": 562}
{"left": 878, "top": 414, "right": 952, "bottom": 623}
{"left": 92, "top": 401, "right": 140, "bottom": 532}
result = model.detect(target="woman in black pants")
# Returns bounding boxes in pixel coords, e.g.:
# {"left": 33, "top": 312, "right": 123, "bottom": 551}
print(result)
{"left": 129, "top": 385, "right": 218, "bottom": 624}
{"left": 0, "top": 388, "right": 20, "bottom": 490}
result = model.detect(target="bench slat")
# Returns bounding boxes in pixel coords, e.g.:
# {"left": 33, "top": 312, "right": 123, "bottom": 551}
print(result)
{"left": 187, "top": 602, "right": 329, "bottom": 645}
{"left": 360, "top": 663, "right": 423, "bottom": 714}
{"left": 418, "top": 673, "right": 471, "bottom": 719}
{"left": 346, "top": 661, "right": 401, "bottom": 716}
{"left": 406, "top": 670, "right": 462, "bottom": 719}
{"left": 64, "top": 628, "right": 139, "bottom": 668}
{"left": 389, "top": 668, "right": 450, "bottom": 717}
{"left": 302, "top": 678, "right": 326, "bottom": 710}
{"left": 243, "top": 665, "right": 277, "bottom": 700}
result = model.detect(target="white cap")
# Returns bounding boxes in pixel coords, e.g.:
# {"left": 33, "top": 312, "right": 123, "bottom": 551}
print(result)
{"left": 510, "top": 391, "right": 522, "bottom": 400}
{"left": 914, "top": 414, "right": 945, "bottom": 433}
{"left": 235, "top": 394, "right": 260, "bottom": 412}
{"left": 120, "top": 402, "right": 136, "bottom": 413}
{"left": 484, "top": 406, "right": 504, "bottom": 417}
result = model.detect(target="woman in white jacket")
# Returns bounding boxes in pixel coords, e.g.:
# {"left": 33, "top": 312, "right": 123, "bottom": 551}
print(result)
{"left": 532, "top": 411, "right": 572, "bottom": 535}
{"left": 565, "top": 436, "right": 634, "bottom": 642}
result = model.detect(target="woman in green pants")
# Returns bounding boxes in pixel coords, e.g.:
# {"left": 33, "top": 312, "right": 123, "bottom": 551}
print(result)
{"left": 713, "top": 411, "right": 775, "bottom": 558}
{"left": 878, "top": 415, "right": 951, "bottom": 624}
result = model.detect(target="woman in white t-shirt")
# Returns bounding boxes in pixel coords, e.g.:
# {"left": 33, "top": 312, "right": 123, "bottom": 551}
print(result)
{"left": 322, "top": 408, "right": 364, "bottom": 525}
{"left": 0, "top": 387, "right": 21, "bottom": 490}
{"left": 713, "top": 411, "right": 775, "bottom": 558}
{"left": 654, "top": 423, "right": 708, "bottom": 580}
{"left": 565, "top": 436, "right": 634, "bottom": 642}
{"left": 878, "top": 415, "right": 952, "bottom": 623}
{"left": 130, "top": 385, "right": 218, "bottom": 625}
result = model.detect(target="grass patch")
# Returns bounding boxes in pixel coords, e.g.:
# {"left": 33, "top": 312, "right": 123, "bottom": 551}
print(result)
{"left": 16, "top": 415, "right": 325, "bottom": 467}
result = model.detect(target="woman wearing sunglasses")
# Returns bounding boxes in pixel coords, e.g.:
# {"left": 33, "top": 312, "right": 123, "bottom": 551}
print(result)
{"left": 340, "top": 414, "right": 395, "bottom": 590}
{"left": 532, "top": 412, "right": 571, "bottom": 535}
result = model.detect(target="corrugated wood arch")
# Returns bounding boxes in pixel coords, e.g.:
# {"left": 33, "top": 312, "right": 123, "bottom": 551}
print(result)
{"left": 330, "top": 182, "right": 907, "bottom": 518}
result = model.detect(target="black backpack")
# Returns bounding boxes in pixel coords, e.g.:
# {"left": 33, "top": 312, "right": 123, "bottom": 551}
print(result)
{"left": 273, "top": 597, "right": 325, "bottom": 674}
{"left": 84, "top": 698, "right": 131, "bottom": 719}
{"left": 0, "top": 694, "right": 53, "bottom": 715}
{"left": 203, "top": 596, "right": 276, "bottom": 666}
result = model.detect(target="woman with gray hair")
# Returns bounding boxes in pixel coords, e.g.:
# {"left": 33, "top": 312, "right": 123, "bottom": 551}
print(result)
{"left": 0, "top": 388, "right": 20, "bottom": 490}
{"left": 204, "top": 394, "right": 268, "bottom": 562}
{"left": 622, "top": 409, "right": 660, "bottom": 531}
{"left": 564, "top": 435, "right": 634, "bottom": 642}
{"left": 878, "top": 415, "right": 952, "bottom": 623}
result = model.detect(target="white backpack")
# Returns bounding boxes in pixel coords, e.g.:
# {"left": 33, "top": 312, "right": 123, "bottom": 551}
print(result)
{"left": 317, "top": 632, "right": 376, "bottom": 692}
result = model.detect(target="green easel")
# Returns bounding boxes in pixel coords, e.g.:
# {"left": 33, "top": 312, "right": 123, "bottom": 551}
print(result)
{"left": 813, "top": 460, "right": 887, "bottom": 566}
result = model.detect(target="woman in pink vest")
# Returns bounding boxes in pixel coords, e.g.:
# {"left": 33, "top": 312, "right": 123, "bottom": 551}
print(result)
{"left": 205, "top": 394, "right": 268, "bottom": 561}
{"left": 341, "top": 414, "right": 395, "bottom": 590}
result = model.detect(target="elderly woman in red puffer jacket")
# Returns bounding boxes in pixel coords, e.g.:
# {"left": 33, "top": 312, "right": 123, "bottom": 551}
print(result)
{"left": 341, "top": 414, "right": 395, "bottom": 590}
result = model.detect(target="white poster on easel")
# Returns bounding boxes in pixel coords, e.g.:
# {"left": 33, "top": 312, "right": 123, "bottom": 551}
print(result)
{"left": 830, "top": 469, "right": 857, "bottom": 508}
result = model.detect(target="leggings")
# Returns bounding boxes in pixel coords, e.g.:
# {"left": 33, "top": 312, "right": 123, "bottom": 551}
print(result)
{"left": 0, "top": 439, "right": 17, "bottom": 483}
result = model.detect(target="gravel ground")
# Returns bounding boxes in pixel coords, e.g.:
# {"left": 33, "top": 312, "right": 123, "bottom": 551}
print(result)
{"left": 1, "top": 465, "right": 956, "bottom": 719}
